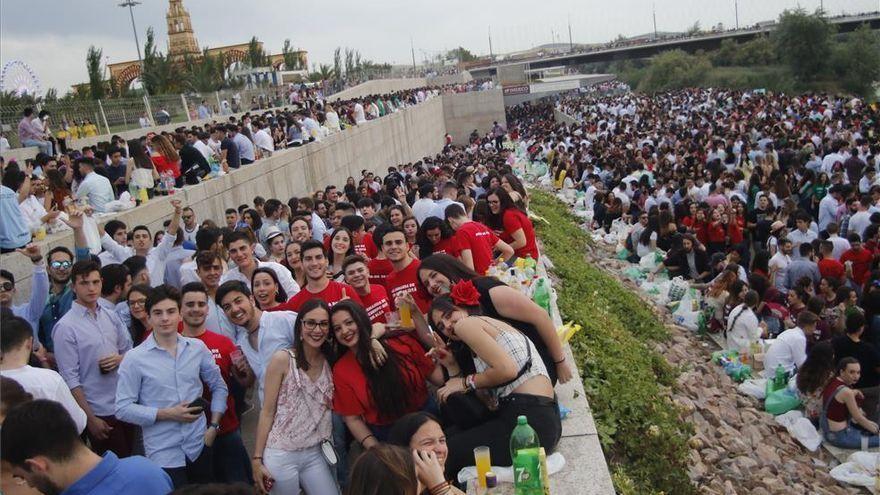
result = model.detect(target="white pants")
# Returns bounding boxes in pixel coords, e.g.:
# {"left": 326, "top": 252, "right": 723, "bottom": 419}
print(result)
{"left": 264, "top": 445, "right": 339, "bottom": 495}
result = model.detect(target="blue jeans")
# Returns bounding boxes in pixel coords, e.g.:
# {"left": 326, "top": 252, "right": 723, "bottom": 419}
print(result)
{"left": 22, "top": 138, "right": 52, "bottom": 156}
{"left": 212, "top": 429, "right": 253, "bottom": 484}
{"left": 824, "top": 422, "right": 880, "bottom": 449}
{"left": 331, "top": 413, "right": 350, "bottom": 489}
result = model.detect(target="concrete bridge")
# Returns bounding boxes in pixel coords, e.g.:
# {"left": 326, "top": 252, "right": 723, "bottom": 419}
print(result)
{"left": 470, "top": 12, "right": 880, "bottom": 77}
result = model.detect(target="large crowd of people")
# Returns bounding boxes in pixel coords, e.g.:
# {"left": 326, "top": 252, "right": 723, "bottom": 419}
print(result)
{"left": 0, "top": 90, "right": 572, "bottom": 495}
{"left": 548, "top": 82, "right": 880, "bottom": 451}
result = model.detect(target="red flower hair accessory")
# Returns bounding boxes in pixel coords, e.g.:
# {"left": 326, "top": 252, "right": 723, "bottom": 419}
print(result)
{"left": 449, "top": 280, "right": 481, "bottom": 307}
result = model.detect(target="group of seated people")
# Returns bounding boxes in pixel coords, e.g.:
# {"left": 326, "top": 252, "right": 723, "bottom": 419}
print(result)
{"left": 544, "top": 83, "right": 880, "bottom": 451}
{"left": 0, "top": 119, "right": 573, "bottom": 495}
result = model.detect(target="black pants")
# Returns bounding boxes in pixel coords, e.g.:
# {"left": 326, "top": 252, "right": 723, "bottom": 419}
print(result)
{"left": 241, "top": 158, "right": 254, "bottom": 165}
{"left": 444, "top": 393, "right": 561, "bottom": 478}
{"left": 163, "top": 445, "right": 214, "bottom": 488}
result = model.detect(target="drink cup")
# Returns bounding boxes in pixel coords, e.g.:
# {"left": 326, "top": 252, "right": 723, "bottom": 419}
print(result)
{"left": 474, "top": 446, "right": 491, "bottom": 488}
{"left": 399, "top": 302, "right": 413, "bottom": 328}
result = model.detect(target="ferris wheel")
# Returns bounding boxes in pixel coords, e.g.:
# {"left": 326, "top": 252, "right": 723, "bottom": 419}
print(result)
{"left": 0, "top": 60, "right": 41, "bottom": 98}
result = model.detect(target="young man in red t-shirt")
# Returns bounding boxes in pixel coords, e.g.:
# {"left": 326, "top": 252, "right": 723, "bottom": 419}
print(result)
{"left": 343, "top": 255, "right": 391, "bottom": 324}
{"left": 180, "top": 282, "right": 253, "bottom": 484}
{"left": 276, "top": 240, "right": 363, "bottom": 312}
{"left": 445, "top": 203, "right": 514, "bottom": 274}
{"left": 841, "top": 233, "right": 875, "bottom": 287}
{"left": 341, "top": 215, "right": 378, "bottom": 259}
{"left": 380, "top": 227, "right": 431, "bottom": 314}
{"left": 818, "top": 240, "right": 846, "bottom": 283}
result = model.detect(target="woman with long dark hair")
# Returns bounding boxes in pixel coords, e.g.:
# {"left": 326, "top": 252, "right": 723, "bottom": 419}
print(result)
{"left": 252, "top": 267, "right": 289, "bottom": 311}
{"left": 427, "top": 289, "right": 561, "bottom": 477}
{"left": 243, "top": 209, "right": 263, "bottom": 233}
{"left": 387, "top": 413, "right": 466, "bottom": 495}
{"left": 125, "top": 138, "right": 159, "bottom": 192}
{"left": 329, "top": 301, "right": 442, "bottom": 446}
{"left": 485, "top": 187, "right": 539, "bottom": 259}
{"left": 252, "top": 299, "right": 339, "bottom": 495}
{"left": 328, "top": 227, "right": 356, "bottom": 281}
{"left": 126, "top": 284, "right": 152, "bottom": 344}
{"left": 417, "top": 254, "right": 571, "bottom": 385}
{"left": 416, "top": 217, "right": 460, "bottom": 261}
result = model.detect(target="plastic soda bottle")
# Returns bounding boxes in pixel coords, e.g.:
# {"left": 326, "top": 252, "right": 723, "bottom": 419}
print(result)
{"left": 774, "top": 364, "right": 786, "bottom": 389}
{"left": 532, "top": 279, "right": 552, "bottom": 316}
{"left": 510, "top": 416, "right": 543, "bottom": 495}
{"left": 539, "top": 447, "right": 551, "bottom": 495}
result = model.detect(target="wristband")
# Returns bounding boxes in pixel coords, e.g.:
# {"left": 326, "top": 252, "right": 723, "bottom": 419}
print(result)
{"left": 252, "top": 456, "right": 263, "bottom": 461}
{"left": 554, "top": 356, "right": 566, "bottom": 365}
{"left": 360, "top": 434, "right": 376, "bottom": 446}
{"left": 209, "top": 422, "right": 220, "bottom": 430}
{"left": 429, "top": 480, "right": 451, "bottom": 495}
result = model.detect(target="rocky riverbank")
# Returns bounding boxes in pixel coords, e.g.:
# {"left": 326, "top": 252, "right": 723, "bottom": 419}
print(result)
{"left": 587, "top": 242, "right": 863, "bottom": 495}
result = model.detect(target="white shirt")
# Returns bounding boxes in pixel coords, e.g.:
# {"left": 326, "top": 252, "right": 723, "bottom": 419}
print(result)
{"left": 182, "top": 225, "right": 199, "bottom": 245}
{"left": 253, "top": 129, "right": 274, "bottom": 153}
{"left": 353, "top": 103, "right": 366, "bottom": 124}
{"left": 768, "top": 252, "right": 792, "bottom": 293}
{"left": 787, "top": 229, "right": 817, "bottom": 260}
{"left": 828, "top": 234, "right": 851, "bottom": 260}
{"left": 193, "top": 140, "right": 213, "bottom": 161}
{"left": 1, "top": 365, "right": 87, "bottom": 433}
{"left": 19, "top": 195, "right": 48, "bottom": 230}
{"left": 848, "top": 210, "right": 872, "bottom": 240}
{"left": 100, "top": 230, "right": 176, "bottom": 286}
{"left": 818, "top": 195, "right": 839, "bottom": 232}
{"left": 412, "top": 198, "right": 438, "bottom": 225}
{"left": 725, "top": 304, "right": 761, "bottom": 352}
{"left": 310, "top": 212, "right": 327, "bottom": 242}
{"left": 234, "top": 310, "right": 297, "bottom": 403}
{"left": 430, "top": 198, "right": 464, "bottom": 221}
{"left": 76, "top": 172, "right": 116, "bottom": 213}
{"left": 220, "top": 260, "right": 300, "bottom": 297}
{"left": 763, "top": 327, "right": 807, "bottom": 378}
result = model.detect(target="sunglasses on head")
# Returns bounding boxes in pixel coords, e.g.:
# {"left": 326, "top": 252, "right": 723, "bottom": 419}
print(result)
{"left": 0, "top": 282, "right": 14, "bottom": 292}
{"left": 50, "top": 260, "right": 72, "bottom": 269}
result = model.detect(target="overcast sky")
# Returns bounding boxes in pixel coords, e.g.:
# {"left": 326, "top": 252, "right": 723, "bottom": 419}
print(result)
{"left": 0, "top": 0, "right": 875, "bottom": 95}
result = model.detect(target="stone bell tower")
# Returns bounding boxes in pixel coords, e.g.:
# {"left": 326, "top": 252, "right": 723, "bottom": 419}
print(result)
{"left": 166, "top": 0, "right": 200, "bottom": 62}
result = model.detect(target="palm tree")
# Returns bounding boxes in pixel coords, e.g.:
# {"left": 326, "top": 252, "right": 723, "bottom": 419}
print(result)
{"left": 86, "top": 45, "right": 105, "bottom": 100}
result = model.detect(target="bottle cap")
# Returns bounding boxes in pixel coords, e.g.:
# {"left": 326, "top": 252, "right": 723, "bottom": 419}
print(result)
{"left": 485, "top": 471, "right": 497, "bottom": 488}
{"left": 517, "top": 415, "right": 527, "bottom": 424}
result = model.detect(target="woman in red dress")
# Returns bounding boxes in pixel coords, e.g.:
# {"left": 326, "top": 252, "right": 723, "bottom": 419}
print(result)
{"left": 149, "top": 134, "right": 182, "bottom": 188}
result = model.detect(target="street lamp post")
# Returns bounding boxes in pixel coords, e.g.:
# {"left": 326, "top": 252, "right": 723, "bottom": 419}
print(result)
{"left": 735, "top": 0, "right": 739, "bottom": 30}
{"left": 119, "top": 0, "right": 143, "bottom": 62}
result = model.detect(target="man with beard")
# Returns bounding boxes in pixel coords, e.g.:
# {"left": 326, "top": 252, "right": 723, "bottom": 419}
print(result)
{"left": 179, "top": 282, "right": 253, "bottom": 484}
{"left": 276, "top": 240, "right": 362, "bottom": 312}
{"left": 1, "top": 400, "right": 172, "bottom": 495}
{"left": 216, "top": 280, "right": 296, "bottom": 403}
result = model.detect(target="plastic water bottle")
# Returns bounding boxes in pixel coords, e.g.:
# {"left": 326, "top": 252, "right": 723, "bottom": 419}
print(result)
{"left": 510, "top": 416, "right": 543, "bottom": 495}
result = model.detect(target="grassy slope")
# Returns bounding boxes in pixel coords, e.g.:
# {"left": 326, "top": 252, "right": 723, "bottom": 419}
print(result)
{"left": 531, "top": 190, "right": 694, "bottom": 495}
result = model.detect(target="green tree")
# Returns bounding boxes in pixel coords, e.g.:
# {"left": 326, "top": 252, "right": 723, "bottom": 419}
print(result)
{"left": 184, "top": 49, "right": 225, "bottom": 92}
{"left": 832, "top": 24, "right": 880, "bottom": 97}
{"left": 344, "top": 48, "right": 354, "bottom": 77}
{"left": 44, "top": 88, "right": 58, "bottom": 103}
{"left": 86, "top": 45, "right": 104, "bottom": 100}
{"left": 142, "top": 27, "right": 174, "bottom": 94}
{"left": 733, "top": 36, "right": 776, "bottom": 66}
{"left": 332, "top": 47, "right": 343, "bottom": 80}
{"left": 246, "top": 36, "right": 268, "bottom": 68}
{"left": 281, "top": 39, "right": 302, "bottom": 70}
{"left": 448, "top": 46, "right": 477, "bottom": 63}
{"left": 686, "top": 21, "right": 702, "bottom": 36}
{"left": 711, "top": 39, "right": 739, "bottom": 66}
{"left": 638, "top": 50, "right": 710, "bottom": 92}
{"left": 309, "top": 64, "right": 335, "bottom": 83}
{"left": 773, "top": 8, "right": 835, "bottom": 81}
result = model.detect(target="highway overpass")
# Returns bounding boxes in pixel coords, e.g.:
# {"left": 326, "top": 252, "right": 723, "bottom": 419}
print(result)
{"left": 470, "top": 12, "right": 880, "bottom": 77}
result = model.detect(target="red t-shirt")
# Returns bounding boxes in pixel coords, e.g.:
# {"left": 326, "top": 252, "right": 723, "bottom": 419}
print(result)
{"left": 367, "top": 257, "right": 394, "bottom": 288}
{"left": 706, "top": 221, "right": 726, "bottom": 243}
{"left": 818, "top": 258, "right": 845, "bottom": 281}
{"left": 331, "top": 334, "right": 434, "bottom": 425}
{"left": 727, "top": 221, "right": 744, "bottom": 245}
{"left": 151, "top": 154, "right": 181, "bottom": 179}
{"left": 841, "top": 248, "right": 874, "bottom": 285}
{"left": 355, "top": 232, "right": 378, "bottom": 259}
{"left": 386, "top": 258, "right": 431, "bottom": 313}
{"left": 432, "top": 236, "right": 462, "bottom": 258}
{"left": 358, "top": 284, "right": 392, "bottom": 324}
{"left": 276, "top": 280, "right": 363, "bottom": 312}
{"left": 500, "top": 208, "right": 539, "bottom": 259}
{"left": 455, "top": 221, "right": 500, "bottom": 275}
{"left": 191, "top": 330, "right": 240, "bottom": 434}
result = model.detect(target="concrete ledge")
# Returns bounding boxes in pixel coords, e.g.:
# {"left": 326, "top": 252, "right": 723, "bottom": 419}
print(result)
{"left": 1, "top": 146, "right": 40, "bottom": 163}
